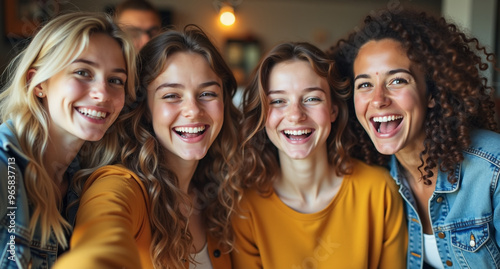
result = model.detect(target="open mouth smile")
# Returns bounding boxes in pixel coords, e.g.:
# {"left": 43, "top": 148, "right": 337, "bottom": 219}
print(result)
{"left": 372, "top": 115, "right": 403, "bottom": 134}
{"left": 282, "top": 129, "right": 313, "bottom": 141}
{"left": 174, "top": 125, "right": 207, "bottom": 138}
{"left": 77, "top": 108, "right": 108, "bottom": 120}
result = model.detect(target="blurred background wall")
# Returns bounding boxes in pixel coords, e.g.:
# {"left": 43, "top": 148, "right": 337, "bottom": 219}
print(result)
{"left": 0, "top": 0, "right": 498, "bottom": 99}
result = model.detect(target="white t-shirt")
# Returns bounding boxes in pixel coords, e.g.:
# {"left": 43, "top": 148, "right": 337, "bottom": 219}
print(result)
{"left": 189, "top": 242, "right": 213, "bottom": 269}
{"left": 423, "top": 233, "right": 444, "bottom": 269}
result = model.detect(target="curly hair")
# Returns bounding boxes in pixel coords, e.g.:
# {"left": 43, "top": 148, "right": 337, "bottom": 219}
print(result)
{"left": 115, "top": 25, "right": 241, "bottom": 268}
{"left": 328, "top": 9, "right": 499, "bottom": 184}
{"left": 240, "top": 42, "right": 353, "bottom": 194}
{"left": 0, "top": 12, "right": 135, "bottom": 248}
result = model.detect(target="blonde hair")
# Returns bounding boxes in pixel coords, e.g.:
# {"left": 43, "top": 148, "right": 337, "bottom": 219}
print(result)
{"left": 117, "top": 25, "right": 241, "bottom": 268}
{"left": 0, "top": 12, "right": 136, "bottom": 248}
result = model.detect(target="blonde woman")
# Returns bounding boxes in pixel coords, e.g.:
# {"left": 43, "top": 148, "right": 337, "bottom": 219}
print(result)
{"left": 0, "top": 12, "right": 135, "bottom": 268}
{"left": 55, "top": 25, "right": 240, "bottom": 269}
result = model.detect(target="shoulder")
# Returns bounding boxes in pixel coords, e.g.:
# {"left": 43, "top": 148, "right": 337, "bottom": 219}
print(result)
{"left": 85, "top": 165, "right": 144, "bottom": 188}
{"left": 469, "top": 129, "right": 500, "bottom": 148}
{"left": 82, "top": 165, "right": 149, "bottom": 206}
{"left": 465, "top": 129, "right": 500, "bottom": 164}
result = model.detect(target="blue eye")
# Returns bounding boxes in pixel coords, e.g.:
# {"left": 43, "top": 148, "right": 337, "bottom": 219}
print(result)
{"left": 304, "top": 97, "right": 321, "bottom": 103}
{"left": 270, "top": 99, "right": 284, "bottom": 105}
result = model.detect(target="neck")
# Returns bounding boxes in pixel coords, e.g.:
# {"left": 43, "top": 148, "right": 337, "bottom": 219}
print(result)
{"left": 166, "top": 155, "right": 199, "bottom": 194}
{"left": 395, "top": 148, "right": 436, "bottom": 185}
{"left": 43, "top": 132, "right": 84, "bottom": 195}
{"left": 274, "top": 147, "right": 342, "bottom": 207}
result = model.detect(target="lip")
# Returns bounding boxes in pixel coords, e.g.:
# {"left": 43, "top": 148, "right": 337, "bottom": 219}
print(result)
{"left": 75, "top": 106, "right": 112, "bottom": 124}
{"left": 369, "top": 114, "right": 403, "bottom": 138}
{"left": 172, "top": 124, "right": 209, "bottom": 143}
{"left": 280, "top": 128, "right": 315, "bottom": 144}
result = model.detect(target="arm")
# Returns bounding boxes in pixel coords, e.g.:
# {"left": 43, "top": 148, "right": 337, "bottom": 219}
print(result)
{"left": 54, "top": 168, "right": 149, "bottom": 269}
{"left": 230, "top": 198, "right": 262, "bottom": 269}
{"left": 378, "top": 174, "right": 408, "bottom": 268}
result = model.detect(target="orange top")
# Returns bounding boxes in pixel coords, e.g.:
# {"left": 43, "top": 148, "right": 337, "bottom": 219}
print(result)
{"left": 55, "top": 165, "right": 231, "bottom": 268}
{"left": 231, "top": 160, "right": 407, "bottom": 269}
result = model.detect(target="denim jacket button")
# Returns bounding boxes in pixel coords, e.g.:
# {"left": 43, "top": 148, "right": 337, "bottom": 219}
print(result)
{"left": 446, "top": 260, "right": 453, "bottom": 266}
{"left": 438, "top": 232, "right": 446, "bottom": 239}
{"left": 436, "top": 196, "right": 443, "bottom": 203}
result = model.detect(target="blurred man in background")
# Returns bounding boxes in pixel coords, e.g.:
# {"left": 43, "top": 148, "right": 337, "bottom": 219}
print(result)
{"left": 115, "top": 0, "right": 161, "bottom": 51}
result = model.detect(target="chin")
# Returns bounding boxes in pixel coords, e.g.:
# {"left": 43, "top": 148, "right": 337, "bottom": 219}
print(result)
{"left": 374, "top": 144, "right": 399, "bottom": 156}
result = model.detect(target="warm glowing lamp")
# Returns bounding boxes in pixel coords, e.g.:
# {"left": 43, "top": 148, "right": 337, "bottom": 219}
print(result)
{"left": 219, "top": 5, "right": 235, "bottom": 26}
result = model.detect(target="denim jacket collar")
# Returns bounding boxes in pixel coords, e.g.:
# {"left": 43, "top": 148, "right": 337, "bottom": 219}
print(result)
{"left": 389, "top": 155, "right": 461, "bottom": 193}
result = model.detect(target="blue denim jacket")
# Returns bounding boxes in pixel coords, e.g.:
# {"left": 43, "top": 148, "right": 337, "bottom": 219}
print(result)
{"left": 0, "top": 122, "right": 79, "bottom": 269}
{"left": 390, "top": 129, "right": 500, "bottom": 268}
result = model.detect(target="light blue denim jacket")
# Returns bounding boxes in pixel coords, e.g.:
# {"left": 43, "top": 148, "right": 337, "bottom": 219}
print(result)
{"left": 390, "top": 129, "right": 500, "bottom": 268}
{"left": 0, "top": 122, "right": 79, "bottom": 268}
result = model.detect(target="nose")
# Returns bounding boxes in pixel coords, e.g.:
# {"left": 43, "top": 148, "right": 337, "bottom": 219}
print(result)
{"left": 370, "top": 83, "right": 390, "bottom": 109}
{"left": 286, "top": 102, "right": 306, "bottom": 123}
{"left": 89, "top": 81, "right": 110, "bottom": 102}
{"left": 182, "top": 96, "right": 202, "bottom": 118}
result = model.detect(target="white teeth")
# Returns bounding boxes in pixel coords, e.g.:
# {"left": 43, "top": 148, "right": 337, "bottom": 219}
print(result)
{"left": 373, "top": 115, "right": 403, "bottom": 123}
{"left": 77, "top": 108, "right": 107, "bottom": 119}
{"left": 174, "top": 126, "right": 206, "bottom": 133}
{"left": 283, "top": 129, "right": 312, "bottom": 135}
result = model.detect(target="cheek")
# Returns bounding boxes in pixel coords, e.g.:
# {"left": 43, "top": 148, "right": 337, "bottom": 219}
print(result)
{"left": 114, "top": 91, "right": 126, "bottom": 111}
{"left": 265, "top": 108, "right": 281, "bottom": 129}
{"left": 353, "top": 95, "right": 366, "bottom": 120}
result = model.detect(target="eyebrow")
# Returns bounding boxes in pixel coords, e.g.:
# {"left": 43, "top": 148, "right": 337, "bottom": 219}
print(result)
{"left": 267, "top": 87, "right": 326, "bottom": 95}
{"left": 354, "top": 68, "right": 412, "bottom": 82}
{"left": 155, "top": 80, "right": 222, "bottom": 92}
{"left": 73, "top": 59, "right": 127, "bottom": 75}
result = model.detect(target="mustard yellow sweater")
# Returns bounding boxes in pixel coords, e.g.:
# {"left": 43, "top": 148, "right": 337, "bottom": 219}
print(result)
{"left": 55, "top": 165, "right": 231, "bottom": 269}
{"left": 231, "top": 160, "right": 407, "bottom": 269}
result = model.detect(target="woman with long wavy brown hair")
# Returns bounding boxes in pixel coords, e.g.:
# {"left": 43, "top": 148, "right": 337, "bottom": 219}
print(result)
{"left": 330, "top": 9, "right": 500, "bottom": 268}
{"left": 55, "top": 25, "right": 240, "bottom": 269}
{"left": 231, "top": 41, "right": 406, "bottom": 268}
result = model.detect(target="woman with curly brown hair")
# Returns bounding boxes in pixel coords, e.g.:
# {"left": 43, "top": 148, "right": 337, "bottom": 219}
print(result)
{"left": 231, "top": 41, "right": 406, "bottom": 268}
{"left": 330, "top": 9, "right": 500, "bottom": 269}
{"left": 55, "top": 25, "right": 241, "bottom": 269}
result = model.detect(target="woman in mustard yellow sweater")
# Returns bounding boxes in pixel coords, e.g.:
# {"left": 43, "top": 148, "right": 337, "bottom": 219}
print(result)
{"left": 231, "top": 42, "right": 407, "bottom": 268}
{"left": 55, "top": 25, "right": 241, "bottom": 269}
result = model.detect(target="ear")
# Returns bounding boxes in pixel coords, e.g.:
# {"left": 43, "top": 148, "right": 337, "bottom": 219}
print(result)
{"left": 27, "top": 69, "right": 45, "bottom": 97}
{"left": 330, "top": 103, "right": 339, "bottom": 123}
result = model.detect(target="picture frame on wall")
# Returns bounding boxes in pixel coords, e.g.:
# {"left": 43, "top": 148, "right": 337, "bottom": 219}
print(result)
{"left": 225, "top": 38, "right": 261, "bottom": 86}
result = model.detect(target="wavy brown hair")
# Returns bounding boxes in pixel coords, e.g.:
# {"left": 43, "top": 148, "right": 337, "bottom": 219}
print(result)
{"left": 240, "top": 42, "right": 353, "bottom": 194}
{"left": 328, "top": 9, "right": 499, "bottom": 184}
{"left": 115, "top": 25, "right": 241, "bottom": 268}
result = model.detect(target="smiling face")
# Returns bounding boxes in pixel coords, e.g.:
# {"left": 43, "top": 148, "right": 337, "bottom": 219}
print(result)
{"left": 353, "top": 38, "right": 433, "bottom": 156}
{"left": 147, "top": 52, "right": 224, "bottom": 162}
{"left": 41, "top": 33, "right": 127, "bottom": 143}
{"left": 265, "top": 60, "right": 338, "bottom": 160}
